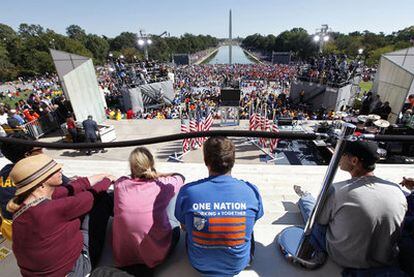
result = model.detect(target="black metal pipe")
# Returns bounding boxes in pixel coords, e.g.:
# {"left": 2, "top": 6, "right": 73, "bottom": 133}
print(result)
{"left": 0, "top": 130, "right": 327, "bottom": 150}
{"left": 360, "top": 134, "right": 414, "bottom": 142}
{"left": 296, "top": 123, "right": 356, "bottom": 259}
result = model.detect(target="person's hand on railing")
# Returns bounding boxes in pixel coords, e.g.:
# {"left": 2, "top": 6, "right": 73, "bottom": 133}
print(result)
{"left": 88, "top": 174, "right": 116, "bottom": 186}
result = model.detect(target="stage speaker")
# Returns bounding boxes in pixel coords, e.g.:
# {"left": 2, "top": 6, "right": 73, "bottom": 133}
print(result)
{"left": 173, "top": 54, "right": 190, "bottom": 65}
{"left": 278, "top": 118, "right": 293, "bottom": 126}
{"left": 272, "top": 52, "right": 291, "bottom": 65}
{"left": 220, "top": 88, "right": 241, "bottom": 107}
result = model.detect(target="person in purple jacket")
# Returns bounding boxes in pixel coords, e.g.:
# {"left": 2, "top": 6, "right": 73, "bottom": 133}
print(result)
{"left": 7, "top": 154, "right": 115, "bottom": 277}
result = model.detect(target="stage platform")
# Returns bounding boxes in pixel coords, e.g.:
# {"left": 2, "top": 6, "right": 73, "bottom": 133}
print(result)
{"left": 40, "top": 119, "right": 323, "bottom": 165}
{"left": 1, "top": 158, "right": 413, "bottom": 277}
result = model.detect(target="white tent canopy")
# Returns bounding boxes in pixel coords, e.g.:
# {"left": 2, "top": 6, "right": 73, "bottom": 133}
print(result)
{"left": 374, "top": 47, "right": 414, "bottom": 124}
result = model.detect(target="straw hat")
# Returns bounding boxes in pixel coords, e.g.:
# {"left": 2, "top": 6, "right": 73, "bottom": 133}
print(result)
{"left": 10, "top": 154, "right": 62, "bottom": 196}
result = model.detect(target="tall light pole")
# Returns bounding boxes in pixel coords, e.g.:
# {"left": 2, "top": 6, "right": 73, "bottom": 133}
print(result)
{"left": 49, "top": 38, "right": 56, "bottom": 49}
{"left": 313, "top": 24, "right": 331, "bottom": 53}
{"left": 138, "top": 29, "right": 152, "bottom": 61}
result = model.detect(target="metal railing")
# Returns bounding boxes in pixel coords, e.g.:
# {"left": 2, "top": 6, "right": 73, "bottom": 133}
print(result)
{"left": 21, "top": 113, "right": 59, "bottom": 139}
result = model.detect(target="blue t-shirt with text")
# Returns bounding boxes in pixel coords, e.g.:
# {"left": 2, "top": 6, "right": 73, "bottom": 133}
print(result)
{"left": 175, "top": 175, "right": 263, "bottom": 276}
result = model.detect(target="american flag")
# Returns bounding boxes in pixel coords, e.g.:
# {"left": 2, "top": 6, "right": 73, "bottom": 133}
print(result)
{"left": 197, "top": 117, "right": 205, "bottom": 146}
{"left": 259, "top": 114, "right": 267, "bottom": 147}
{"left": 181, "top": 119, "right": 190, "bottom": 153}
{"left": 189, "top": 118, "right": 197, "bottom": 149}
{"left": 204, "top": 112, "right": 213, "bottom": 131}
{"left": 265, "top": 117, "right": 271, "bottom": 148}
{"left": 249, "top": 113, "right": 257, "bottom": 131}
{"left": 204, "top": 112, "right": 213, "bottom": 143}
{"left": 270, "top": 122, "right": 279, "bottom": 152}
{"left": 254, "top": 113, "right": 261, "bottom": 130}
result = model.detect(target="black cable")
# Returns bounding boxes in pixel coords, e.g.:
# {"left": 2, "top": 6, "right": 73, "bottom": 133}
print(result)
{"left": 362, "top": 134, "right": 414, "bottom": 142}
{"left": 0, "top": 131, "right": 325, "bottom": 150}
{"left": 0, "top": 131, "right": 411, "bottom": 150}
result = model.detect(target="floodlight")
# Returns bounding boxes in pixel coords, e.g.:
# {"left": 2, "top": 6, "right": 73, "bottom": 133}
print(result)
{"left": 120, "top": 55, "right": 125, "bottom": 59}
{"left": 147, "top": 39, "right": 152, "bottom": 45}
{"left": 108, "top": 52, "right": 113, "bottom": 57}
{"left": 358, "top": 48, "right": 364, "bottom": 55}
{"left": 138, "top": 39, "right": 145, "bottom": 46}
{"left": 313, "top": 35, "right": 320, "bottom": 42}
{"left": 323, "top": 35, "right": 329, "bottom": 42}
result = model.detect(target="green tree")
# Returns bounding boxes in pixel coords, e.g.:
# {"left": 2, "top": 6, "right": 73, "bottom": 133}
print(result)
{"left": 366, "top": 45, "right": 394, "bottom": 66}
{"left": 393, "top": 26, "right": 414, "bottom": 42}
{"left": 110, "top": 32, "right": 137, "bottom": 51}
{"left": 0, "top": 42, "right": 18, "bottom": 80}
{"left": 66, "top": 24, "right": 86, "bottom": 41}
{"left": 18, "top": 23, "right": 44, "bottom": 37}
{"left": 0, "top": 23, "right": 17, "bottom": 41}
{"left": 84, "top": 34, "right": 110, "bottom": 64}
{"left": 121, "top": 47, "right": 142, "bottom": 62}
{"left": 61, "top": 37, "right": 92, "bottom": 57}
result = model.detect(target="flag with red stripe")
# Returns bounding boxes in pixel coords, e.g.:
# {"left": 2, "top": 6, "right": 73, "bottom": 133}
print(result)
{"left": 249, "top": 113, "right": 257, "bottom": 131}
{"left": 181, "top": 119, "right": 190, "bottom": 153}
{"left": 205, "top": 112, "right": 213, "bottom": 131}
{"left": 265, "top": 117, "right": 271, "bottom": 148}
{"left": 197, "top": 117, "right": 205, "bottom": 146}
{"left": 192, "top": 216, "right": 246, "bottom": 247}
{"left": 203, "top": 112, "right": 213, "bottom": 143}
{"left": 189, "top": 118, "right": 197, "bottom": 149}
{"left": 259, "top": 114, "right": 267, "bottom": 147}
{"left": 270, "top": 122, "right": 279, "bottom": 152}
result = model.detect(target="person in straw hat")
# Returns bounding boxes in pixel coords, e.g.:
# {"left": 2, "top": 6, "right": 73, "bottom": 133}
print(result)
{"left": 7, "top": 153, "right": 115, "bottom": 277}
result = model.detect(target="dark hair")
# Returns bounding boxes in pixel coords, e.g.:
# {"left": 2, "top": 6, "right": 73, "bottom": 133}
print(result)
{"left": 360, "top": 159, "right": 376, "bottom": 172}
{"left": 343, "top": 141, "right": 378, "bottom": 172}
{"left": 203, "top": 137, "right": 235, "bottom": 175}
{"left": 0, "top": 133, "right": 35, "bottom": 163}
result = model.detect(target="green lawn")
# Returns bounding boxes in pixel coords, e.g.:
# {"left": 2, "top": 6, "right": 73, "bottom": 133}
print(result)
{"left": 1, "top": 91, "right": 32, "bottom": 109}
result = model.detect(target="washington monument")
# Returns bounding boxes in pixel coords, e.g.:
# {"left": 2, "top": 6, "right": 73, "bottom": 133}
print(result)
{"left": 229, "top": 9, "right": 232, "bottom": 64}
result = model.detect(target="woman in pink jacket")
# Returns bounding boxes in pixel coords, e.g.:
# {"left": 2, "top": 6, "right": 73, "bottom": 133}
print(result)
{"left": 113, "top": 147, "right": 184, "bottom": 275}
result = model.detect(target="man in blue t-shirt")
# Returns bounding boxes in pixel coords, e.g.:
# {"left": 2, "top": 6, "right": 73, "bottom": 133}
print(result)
{"left": 175, "top": 136, "right": 263, "bottom": 276}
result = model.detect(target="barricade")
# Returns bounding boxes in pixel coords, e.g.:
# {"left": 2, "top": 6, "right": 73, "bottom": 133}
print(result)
{"left": 22, "top": 113, "right": 59, "bottom": 139}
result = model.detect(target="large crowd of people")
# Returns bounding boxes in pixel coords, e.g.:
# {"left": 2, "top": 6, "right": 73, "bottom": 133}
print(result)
{"left": 0, "top": 75, "right": 72, "bottom": 139}
{"left": 0, "top": 54, "right": 380, "bottom": 129}
{"left": 297, "top": 54, "right": 365, "bottom": 86}
{"left": 1, "top": 51, "right": 414, "bottom": 277}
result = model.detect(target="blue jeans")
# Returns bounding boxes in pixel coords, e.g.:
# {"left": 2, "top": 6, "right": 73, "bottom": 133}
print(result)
{"left": 297, "top": 193, "right": 327, "bottom": 252}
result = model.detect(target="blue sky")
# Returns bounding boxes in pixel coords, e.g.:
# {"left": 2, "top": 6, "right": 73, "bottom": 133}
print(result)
{"left": 1, "top": 0, "right": 413, "bottom": 38}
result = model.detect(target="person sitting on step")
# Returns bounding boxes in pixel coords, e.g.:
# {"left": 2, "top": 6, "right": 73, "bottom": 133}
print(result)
{"left": 175, "top": 136, "right": 263, "bottom": 276}
{"left": 7, "top": 154, "right": 115, "bottom": 276}
{"left": 112, "top": 147, "right": 184, "bottom": 276}
{"left": 294, "top": 140, "right": 407, "bottom": 276}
